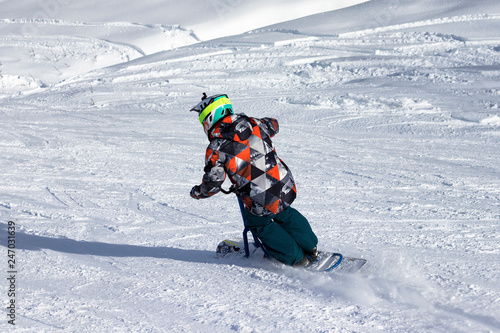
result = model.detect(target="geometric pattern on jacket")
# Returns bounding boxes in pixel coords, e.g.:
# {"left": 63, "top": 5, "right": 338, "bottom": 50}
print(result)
{"left": 196, "top": 113, "right": 297, "bottom": 216}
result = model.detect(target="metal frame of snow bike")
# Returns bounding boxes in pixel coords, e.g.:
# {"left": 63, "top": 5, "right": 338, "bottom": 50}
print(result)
{"left": 221, "top": 187, "right": 269, "bottom": 258}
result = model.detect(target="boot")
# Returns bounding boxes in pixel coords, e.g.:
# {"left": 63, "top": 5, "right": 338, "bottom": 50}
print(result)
{"left": 292, "top": 255, "right": 311, "bottom": 268}
{"left": 304, "top": 247, "right": 319, "bottom": 262}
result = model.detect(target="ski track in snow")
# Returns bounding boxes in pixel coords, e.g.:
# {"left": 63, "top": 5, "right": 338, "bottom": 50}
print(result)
{"left": 1, "top": 1, "right": 500, "bottom": 332}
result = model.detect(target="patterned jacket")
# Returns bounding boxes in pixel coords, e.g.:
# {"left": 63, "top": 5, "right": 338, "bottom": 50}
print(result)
{"left": 192, "top": 113, "right": 297, "bottom": 216}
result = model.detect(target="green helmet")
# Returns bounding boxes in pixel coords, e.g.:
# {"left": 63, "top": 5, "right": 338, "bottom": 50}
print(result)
{"left": 191, "top": 93, "right": 234, "bottom": 134}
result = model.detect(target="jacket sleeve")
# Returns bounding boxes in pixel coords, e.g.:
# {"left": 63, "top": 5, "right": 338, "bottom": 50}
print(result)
{"left": 192, "top": 142, "right": 226, "bottom": 199}
{"left": 258, "top": 117, "right": 279, "bottom": 137}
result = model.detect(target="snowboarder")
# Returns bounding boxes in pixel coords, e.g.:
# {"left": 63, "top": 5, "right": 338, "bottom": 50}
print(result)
{"left": 190, "top": 93, "right": 318, "bottom": 267}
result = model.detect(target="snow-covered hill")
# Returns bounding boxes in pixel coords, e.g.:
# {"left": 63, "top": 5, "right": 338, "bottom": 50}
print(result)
{"left": 1, "top": 0, "right": 499, "bottom": 332}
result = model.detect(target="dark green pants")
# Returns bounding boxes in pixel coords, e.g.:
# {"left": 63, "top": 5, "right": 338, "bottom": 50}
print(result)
{"left": 243, "top": 206, "right": 318, "bottom": 266}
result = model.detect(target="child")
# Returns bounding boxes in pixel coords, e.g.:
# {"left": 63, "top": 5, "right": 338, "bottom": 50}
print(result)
{"left": 190, "top": 93, "right": 318, "bottom": 267}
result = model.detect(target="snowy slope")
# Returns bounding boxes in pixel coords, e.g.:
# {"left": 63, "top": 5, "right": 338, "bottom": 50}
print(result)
{"left": 0, "top": 0, "right": 366, "bottom": 94}
{"left": 1, "top": 0, "right": 500, "bottom": 332}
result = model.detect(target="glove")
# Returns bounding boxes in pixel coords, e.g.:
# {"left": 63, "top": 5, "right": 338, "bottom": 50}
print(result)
{"left": 190, "top": 186, "right": 201, "bottom": 199}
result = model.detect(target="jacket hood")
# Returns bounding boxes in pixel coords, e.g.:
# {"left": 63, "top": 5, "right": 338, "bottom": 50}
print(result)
{"left": 208, "top": 113, "right": 253, "bottom": 142}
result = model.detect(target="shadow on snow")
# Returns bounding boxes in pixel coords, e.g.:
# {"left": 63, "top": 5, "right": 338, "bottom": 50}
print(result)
{"left": 0, "top": 222, "right": 224, "bottom": 265}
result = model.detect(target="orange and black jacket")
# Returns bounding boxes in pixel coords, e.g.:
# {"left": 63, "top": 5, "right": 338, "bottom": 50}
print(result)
{"left": 192, "top": 113, "right": 297, "bottom": 217}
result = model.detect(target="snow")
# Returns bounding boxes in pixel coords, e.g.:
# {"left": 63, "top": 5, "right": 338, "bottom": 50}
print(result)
{"left": 1, "top": 0, "right": 500, "bottom": 332}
